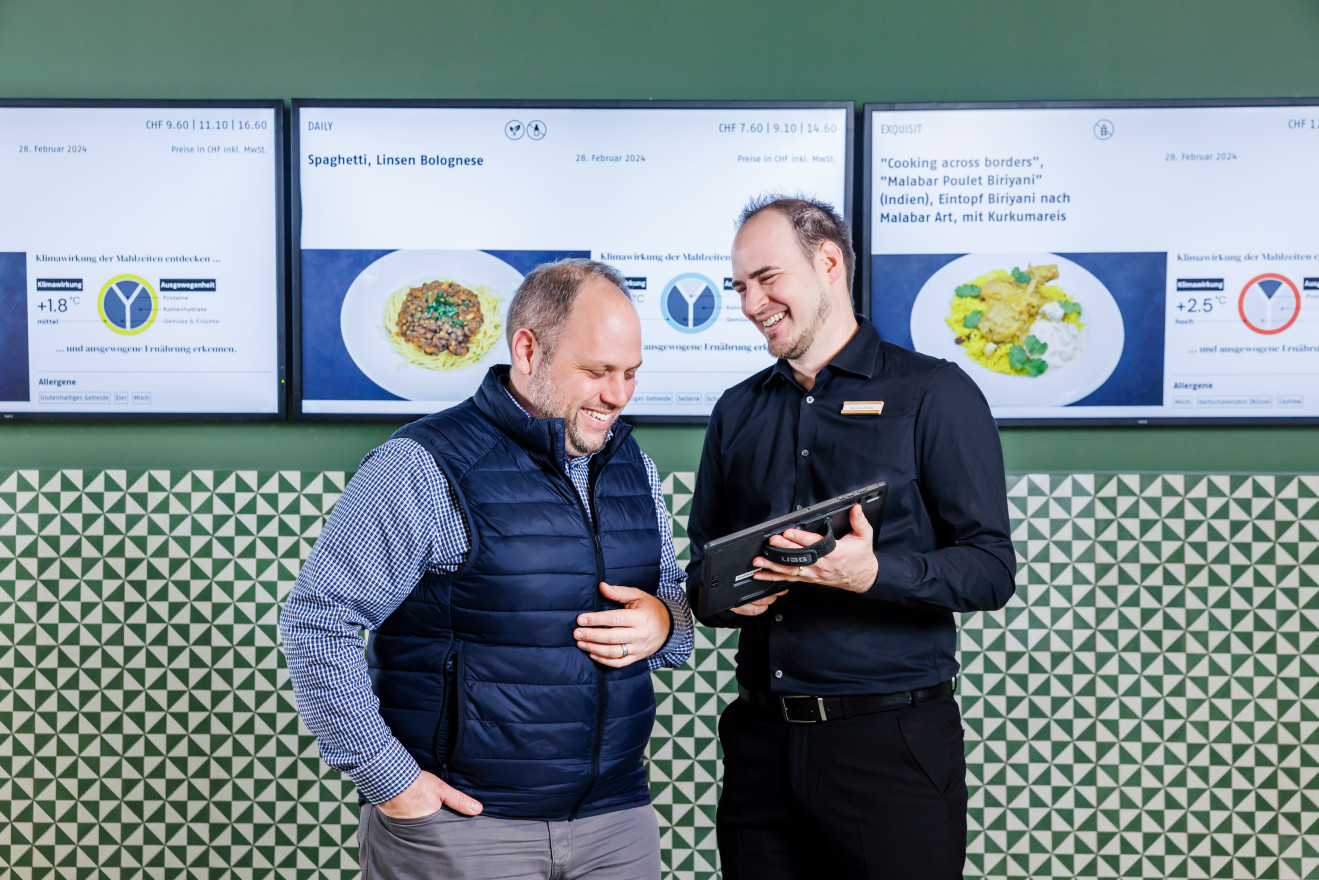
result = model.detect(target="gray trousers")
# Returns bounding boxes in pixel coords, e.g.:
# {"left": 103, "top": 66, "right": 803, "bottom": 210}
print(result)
{"left": 357, "top": 803, "right": 661, "bottom": 880}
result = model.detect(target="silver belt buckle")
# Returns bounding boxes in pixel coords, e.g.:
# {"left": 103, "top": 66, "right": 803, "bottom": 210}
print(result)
{"left": 779, "top": 695, "right": 828, "bottom": 723}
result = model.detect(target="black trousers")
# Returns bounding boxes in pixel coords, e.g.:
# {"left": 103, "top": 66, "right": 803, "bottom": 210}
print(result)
{"left": 716, "top": 694, "right": 968, "bottom": 880}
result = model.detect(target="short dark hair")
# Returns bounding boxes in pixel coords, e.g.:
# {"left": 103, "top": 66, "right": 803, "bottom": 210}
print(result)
{"left": 505, "top": 258, "right": 631, "bottom": 358}
{"left": 739, "top": 195, "right": 855, "bottom": 290}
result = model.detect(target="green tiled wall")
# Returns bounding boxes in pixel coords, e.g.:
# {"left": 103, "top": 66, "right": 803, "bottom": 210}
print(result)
{"left": 1, "top": 470, "right": 1317, "bottom": 879}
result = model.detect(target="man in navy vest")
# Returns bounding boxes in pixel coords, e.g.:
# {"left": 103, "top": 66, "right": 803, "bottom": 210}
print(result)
{"left": 686, "top": 198, "right": 1015, "bottom": 880}
{"left": 282, "top": 259, "right": 694, "bottom": 880}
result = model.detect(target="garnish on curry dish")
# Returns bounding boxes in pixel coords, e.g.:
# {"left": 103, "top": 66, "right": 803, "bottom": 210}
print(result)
{"left": 945, "top": 263, "right": 1084, "bottom": 377}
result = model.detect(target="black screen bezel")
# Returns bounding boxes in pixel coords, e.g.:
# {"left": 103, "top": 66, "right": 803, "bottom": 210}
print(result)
{"left": 291, "top": 98, "right": 854, "bottom": 424}
{"left": 0, "top": 98, "right": 287, "bottom": 422}
{"left": 862, "top": 97, "right": 1319, "bottom": 428}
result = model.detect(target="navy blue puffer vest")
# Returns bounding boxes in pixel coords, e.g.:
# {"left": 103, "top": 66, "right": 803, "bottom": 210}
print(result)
{"left": 366, "top": 366, "right": 662, "bottom": 819}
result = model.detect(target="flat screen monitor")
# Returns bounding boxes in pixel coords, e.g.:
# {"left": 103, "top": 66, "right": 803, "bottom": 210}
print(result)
{"left": 864, "top": 99, "right": 1319, "bottom": 425}
{"left": 0, "top": 100, "right": 285, "bottom": 420}
{"left": 294, "top": 100, "right": 852, "bottom": 419}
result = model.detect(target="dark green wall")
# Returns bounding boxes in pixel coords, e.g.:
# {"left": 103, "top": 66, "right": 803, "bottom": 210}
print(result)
{"left": 3, "top": 0, "right": 1318, "bottom": 472}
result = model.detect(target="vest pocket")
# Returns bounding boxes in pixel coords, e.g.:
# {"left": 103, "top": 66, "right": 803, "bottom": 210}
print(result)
{"left": 431, "top": 645, "right": 466, "bottom": 776}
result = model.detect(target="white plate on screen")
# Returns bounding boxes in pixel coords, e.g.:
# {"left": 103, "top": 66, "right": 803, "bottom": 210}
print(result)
{"left": 908, "top": 252, "right": 1125, "bottom": 408}
{"left": 339, "top": 249, "right": 521, "bottom": 402}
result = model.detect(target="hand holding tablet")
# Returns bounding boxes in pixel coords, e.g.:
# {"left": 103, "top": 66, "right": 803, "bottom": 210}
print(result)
{"left": 695, "top": 482, "right": 888, "bottom": 618}
{"left": 750, "top": 503, "right": 883, "bottom": 596}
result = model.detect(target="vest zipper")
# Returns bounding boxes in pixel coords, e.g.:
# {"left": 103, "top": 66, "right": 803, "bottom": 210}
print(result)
{"left": 432, "top": 649, "right": 459, "bottom": 779}
{"left": 568, "top": 446, "right": 619, "bottom": 820}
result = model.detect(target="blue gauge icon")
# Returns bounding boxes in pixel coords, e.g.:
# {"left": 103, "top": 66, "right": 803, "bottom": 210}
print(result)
{"left": 98, "top": 275, "right": 158, "bottom": 335}
{"left": 1239, "top": 273, "right": 1299, "bottom": 335}
{"left": 662, "top": 273, "right": 720, "bottom": 334}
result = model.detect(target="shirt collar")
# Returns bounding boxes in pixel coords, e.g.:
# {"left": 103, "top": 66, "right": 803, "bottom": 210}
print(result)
{"left": 757, "top": 315, "right": 882, "bottom": 391}
{"left": 498, "top": 373, "right": 609, "bottom": 465}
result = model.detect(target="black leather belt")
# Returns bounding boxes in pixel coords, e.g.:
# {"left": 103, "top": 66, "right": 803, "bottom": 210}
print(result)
{"left": 738, "top": 678, "right": 956, "bottom": 724}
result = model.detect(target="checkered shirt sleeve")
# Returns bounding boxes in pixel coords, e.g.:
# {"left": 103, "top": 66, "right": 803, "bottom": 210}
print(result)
{"left": 638, "top": 454, "right": 695, "bottom": 671}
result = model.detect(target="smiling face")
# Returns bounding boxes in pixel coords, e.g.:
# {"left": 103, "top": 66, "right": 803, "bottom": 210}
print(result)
{"left": 520, "top": 277, "right": 642, "bottom": 456}
{"left": 731, "top": 208, "right": 837, "bottom": 360}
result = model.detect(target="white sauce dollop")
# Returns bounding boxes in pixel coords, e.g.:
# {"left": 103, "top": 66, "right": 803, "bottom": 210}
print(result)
{"left": 1027, "top": 302, "right": 1082, "bottom": 369}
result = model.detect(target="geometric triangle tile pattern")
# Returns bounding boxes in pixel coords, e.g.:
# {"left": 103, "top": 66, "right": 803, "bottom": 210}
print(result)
{"left": 2, "top": 469, "right": 1317, "bottom": 879}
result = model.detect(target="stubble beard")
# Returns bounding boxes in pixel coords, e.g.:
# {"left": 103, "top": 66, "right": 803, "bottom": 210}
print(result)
{"left": 526, "top": 358, "right": 607, "bottom": 457}
{"left": 769, "top": 282, "right": 834, "bottom": 361}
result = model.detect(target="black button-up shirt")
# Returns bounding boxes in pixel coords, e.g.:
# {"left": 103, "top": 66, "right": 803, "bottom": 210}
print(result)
{"left": 686, "top": 317, "right": 1016, "bottom": 696}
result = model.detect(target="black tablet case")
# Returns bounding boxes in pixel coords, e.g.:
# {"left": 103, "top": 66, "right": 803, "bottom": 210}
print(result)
{"left": 696, "top": 481, "right": 889, "bottom": 617}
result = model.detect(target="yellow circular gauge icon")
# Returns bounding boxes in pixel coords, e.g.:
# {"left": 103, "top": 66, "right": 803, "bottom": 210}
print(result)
{"left": 98, "top": 275, "right": 158, "bottom": 335}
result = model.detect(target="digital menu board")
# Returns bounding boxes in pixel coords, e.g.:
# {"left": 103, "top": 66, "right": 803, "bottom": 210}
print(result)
{"left": 0, "top": 101, "right": 284, "bottom": 419}
{"left": 294, "top": 100, "right": 852, "bottom": 419}
{"left": 864, "top": 100, "right": 1319, "bottom": 425}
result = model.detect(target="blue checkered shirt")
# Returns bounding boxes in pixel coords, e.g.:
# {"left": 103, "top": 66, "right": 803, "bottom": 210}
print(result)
{"left": 280, "top": 404, "right": 693, "bottom": 804}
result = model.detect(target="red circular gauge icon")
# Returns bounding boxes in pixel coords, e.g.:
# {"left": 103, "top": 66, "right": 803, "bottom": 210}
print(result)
{"left": 1238, "top": 273, "right": 1300, "bottom": 335}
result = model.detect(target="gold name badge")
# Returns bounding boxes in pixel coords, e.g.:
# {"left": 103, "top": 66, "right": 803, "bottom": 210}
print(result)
{"left": 841, "top": 401, "right": 884, "bottom": 415}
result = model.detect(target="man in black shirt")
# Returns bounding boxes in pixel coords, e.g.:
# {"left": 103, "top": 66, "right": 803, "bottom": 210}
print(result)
{"left": 686, "top": 197, "right": 1016, "bottom": 880}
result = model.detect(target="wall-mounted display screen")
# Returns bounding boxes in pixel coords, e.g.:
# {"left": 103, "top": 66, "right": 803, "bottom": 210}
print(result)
{"left": 294, "top": 100, "right": 852, "bottom": 419}
{"left": 0, "top": 101, "right": 284, "bottom": 419}
{"left": 864, "top": 100, "right": 1319, "bottom": 425}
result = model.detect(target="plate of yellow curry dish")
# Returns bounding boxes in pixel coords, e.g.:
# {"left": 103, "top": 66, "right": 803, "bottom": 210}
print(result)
{"left": 340, "top": 249, "right": 519, "bottom": 401}
{"left": 909, "top": 253, "right": 1124, "bottom": 407}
